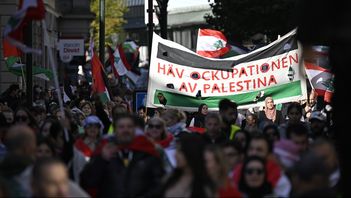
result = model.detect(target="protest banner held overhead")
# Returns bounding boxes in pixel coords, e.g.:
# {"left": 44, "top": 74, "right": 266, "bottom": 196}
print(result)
{"left": 146, "top": 29, "right": 307, "bottom": 111}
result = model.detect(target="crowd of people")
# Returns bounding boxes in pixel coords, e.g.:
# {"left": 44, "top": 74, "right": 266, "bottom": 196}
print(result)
{"left": 0, "top": 82, "right": 339, "bottom": 197}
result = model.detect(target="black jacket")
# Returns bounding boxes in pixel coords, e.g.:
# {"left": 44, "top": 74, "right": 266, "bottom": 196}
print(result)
{"left": 80, "top": 149, "right": 165, "bottom": 197}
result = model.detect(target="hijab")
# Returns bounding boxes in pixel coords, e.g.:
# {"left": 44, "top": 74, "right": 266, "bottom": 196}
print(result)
{"left": 264, "top": 97, "right": 276, "bottom": 122}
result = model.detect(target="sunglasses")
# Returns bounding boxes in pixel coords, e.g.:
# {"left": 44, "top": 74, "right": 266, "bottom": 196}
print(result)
{"left": 245, "top": 168, "right": 264, "bottom": 175}
{"left": 148, "top": 124, "right": 162, "bottom": 129}
{"left": 15, "top": 115, "right": 28, "bottom": 121}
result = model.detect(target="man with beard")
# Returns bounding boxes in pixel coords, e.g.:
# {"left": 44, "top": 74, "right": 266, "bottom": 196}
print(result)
{"left": 219, "top": 99, "right": 241, "bottom": 141}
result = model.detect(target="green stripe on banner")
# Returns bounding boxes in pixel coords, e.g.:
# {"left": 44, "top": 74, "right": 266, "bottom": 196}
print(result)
{"left": 154, "top": 80, "right": 302, "bottom": 108}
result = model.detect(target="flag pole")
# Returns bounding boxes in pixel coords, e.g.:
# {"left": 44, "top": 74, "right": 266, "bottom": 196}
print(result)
{"left": 42, "top": 20, "right": 69, "bottom": 142}
{"left": 24, "top": 21, "right": 33, "bottom": 106}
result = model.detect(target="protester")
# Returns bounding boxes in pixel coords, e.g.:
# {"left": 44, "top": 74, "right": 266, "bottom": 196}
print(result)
{"left": 238, "top": 156, "right": 273, "bottom": 197}
{"left": 14, "top": 106, "right": 38, "bottom": 132}
{"left": 137, "top": 105, "right": 148, "bottom": 123}
{"left": 219, "top": 99, "right": 240, "bottom": 140}
{"left": 233, "top": 130, "right": 251, "bottom": 151}
{"left": 204, "top": 145, "right": 242, "bottom": 197}
{"left": 286, "top": 123, "right": 310, "bottom": 154}
{"left": 203, "top": 112, "right": 227, "bottom": 144}
{"left": 262, "top": 124, "right": 280, "bottom": 142}
{"left": 161, "top": 109, "right": 189, "bottom": 139}
{"left": 80, "top": 113, "right": 164, "bottom": 197}
{"left": 80, "top": 101, "right": 94, "bottom": 117}
{"left": 310, "top": 138, "right": 340, "bottom": 190}
{"left": 189, "top": 103, "right": 208, "bottom": 128}
{"left": 233, "top": 134, "right": 292, "bottom": 197}
{"left": 279, "top": 102, "right": 305, "bottom": 138}
{"left": 309, "top": 111, "right": 328, "bottom": 139}
{"left": 160, "top": 133, "right": 216, "bottom": 197}
{"left": 36, "top": 138, "right": 56, "bottom": 159}
{"left": 258, "top": 97, "right": 284, "bottom": 127}
{"left": 145, "top": 117, "right": 176, "bottom": 169}
{"left": 290, "top": 151, "right": 335, "bottom": 197}
{"left": 39, "top": 118, "right": 56, "bottom": 138}
{"left": 1, "top": 106, "right": 14, "bottom": 125}
{"left": 31, "top": 158, "right": 70, "bottom": 197}
{"left": 72, "top": 115, "right": 103, "bottom": 182}
{"left": 244, "top": 113, "right": 259, "bottom": 134}
{"left": 0, "top": 84, "right": 20, "bottom": 111}
{"left": 0, "top": 125, "right": 36, "bottom": 196}
{"left": 221, "top": 141, "right": 244, "bottom": 176}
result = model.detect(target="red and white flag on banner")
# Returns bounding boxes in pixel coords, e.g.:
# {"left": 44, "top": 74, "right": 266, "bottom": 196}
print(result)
{"left": 196, "top": 29, "right": 231, "bottom": 58}
{"left": 3, "top": 0, "right": 45, "bottom": 54}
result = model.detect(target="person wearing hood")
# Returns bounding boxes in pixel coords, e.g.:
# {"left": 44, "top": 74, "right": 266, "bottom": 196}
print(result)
{"left": 145, "top": 117, "right": 176, "bottom": 172}
{"left": 72, "top": 115, "right": 103, "bottom": 183}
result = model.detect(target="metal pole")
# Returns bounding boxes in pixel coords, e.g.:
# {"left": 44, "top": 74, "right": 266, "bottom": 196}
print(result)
{"left": 147, "top": 0, "right": 154, "bottom": 62}
{"left": 25, "top": 22, "right": 32, "bottom": 106}
{"left": 99, "top": 0, "right": 105, "bottom": 64}
{"left": 160, "top": 0, "right": 168, "bottom": 39}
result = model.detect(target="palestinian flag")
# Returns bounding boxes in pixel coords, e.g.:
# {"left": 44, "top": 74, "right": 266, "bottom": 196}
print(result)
{"left": 3, "top": 39, "right": 52, "bottom": 81}
{"left": 123, "top": 40, "right": 139, "bottom": 62}
{"left": 3, "top": 0, "right": 45, "bottom": 54}
{"left": 90, "top": 40, "right": 111, "bottom": 103}
{"left": 112, "top": 44, "right": 140, "bottom": 84}
{"left": 196, "top": 29, "right": 231, "bottom": 58}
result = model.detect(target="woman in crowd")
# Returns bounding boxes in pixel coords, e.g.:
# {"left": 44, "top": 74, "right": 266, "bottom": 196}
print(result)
{"left": 161, "top": 109, "right": 188, "bottom": 138}
{"left": 189, "top": 103, "right": 208, "bottom": 128}
{"left": 145, "top": 117, "right": 176, "bottom": 171}
{"left": 72, "top": 115, "right": 103, "bottom": 182}
{"left": 79, "top": 101, "right": 94, "bottom": 117}
{"left": 204, "top": 145, "right": 242, "bottom": 197}
{"left": 14, "top": 106, "right": 38, "bottom": 132}
{"left": 160, "top": 134, "right": 216, "bottom": 197}
{"left": 259, "top": 97, "right": 284, "bottom": 127}
{"left": 47, "top": 118, "right": 73, "bottom": 165}
{"left": 234, "top": 130, "right": 251, "bottom": 151}
{"left": 36, "top": 138, "right": 56, "bottom": 159}
{"left": 39, "top": 118, "right": 56, "bottom": 138}
{"left": 238, "top": 156, "right": 273, "bottom": 197}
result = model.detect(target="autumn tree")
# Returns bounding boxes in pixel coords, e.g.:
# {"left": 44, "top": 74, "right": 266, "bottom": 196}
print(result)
{"left": 90, "top": 0, "right": 128, "bottom": 48}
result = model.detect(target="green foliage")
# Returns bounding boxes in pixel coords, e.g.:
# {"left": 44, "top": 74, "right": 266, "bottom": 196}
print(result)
{"left": 205, "top": 0, "right": 297, "bottom": 43}
{"left": 90, "top": 0, "right": 128, "bottom": 48}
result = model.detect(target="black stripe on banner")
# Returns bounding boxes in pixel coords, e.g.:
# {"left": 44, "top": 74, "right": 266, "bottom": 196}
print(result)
{"left": 157, "top": 43, "right": 235, "bottom": 70}
{"left": 156, "top": 33, "right": 297, "bottom": 70}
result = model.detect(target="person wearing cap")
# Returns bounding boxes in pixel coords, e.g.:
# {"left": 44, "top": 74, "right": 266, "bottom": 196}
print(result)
{"left": 72, "top": 115, "right": 104, "bottom": 183}
{"left": 309, "top": 111, "right": 328, "bottom": 139}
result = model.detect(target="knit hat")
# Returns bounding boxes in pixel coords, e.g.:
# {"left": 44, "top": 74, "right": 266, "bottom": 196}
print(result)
{"left": 273, "top": 139, "right": 300, "bottom": 168}
{"left": 82, "top": 115, "right": 104, "bottom": 134}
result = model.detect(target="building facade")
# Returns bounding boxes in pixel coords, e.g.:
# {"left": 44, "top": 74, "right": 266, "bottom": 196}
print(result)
{"left": 0, "top": 0, "right": 94, "bottom": 92}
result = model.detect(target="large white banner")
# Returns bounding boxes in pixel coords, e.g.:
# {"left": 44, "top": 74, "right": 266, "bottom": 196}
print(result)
{"left": 146, "top": 30, "right": 307, "bottom": 111}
